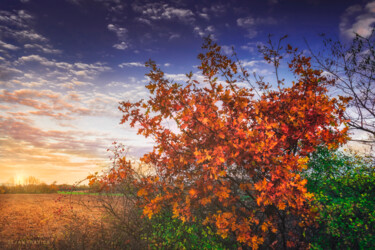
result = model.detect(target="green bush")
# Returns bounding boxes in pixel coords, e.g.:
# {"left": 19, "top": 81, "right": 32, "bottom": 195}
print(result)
{"left": 304, "top": 147, "right": 375, "bottom": 249}
{"left": 146, "top": 210, "right": 238, "bottom": 249}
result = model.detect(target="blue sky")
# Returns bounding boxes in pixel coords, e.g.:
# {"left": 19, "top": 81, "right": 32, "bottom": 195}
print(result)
{"left": 0, "top": 0, "right": 373, "bottom": 184}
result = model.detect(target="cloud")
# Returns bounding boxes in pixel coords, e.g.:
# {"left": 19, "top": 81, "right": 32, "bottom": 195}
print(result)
{"left": 221, "top": 45, "right": 234, "bottom": 55}
{"left": 200, "top": 4, "right": 227, "bottom": 18}
{"left": 133, "top": 3, "right": 195, "bottom": 24}
{"left": 16, "top": 55, "right": 111, "bottom": 83}
{"left": 0, "top": 66, "right": 23, "bottom": 81}
{"left": 237, "top": 16, "right": 277, "bottom": 38}
{"left": 106, "top": 81, "right": 130, "bottom": 88}
{"left": 237, "top": 17, "right": 256, "bottom": 27}
{"left": 0, "top": 9, "right": 59, "bottom": 61}
{"left": 0, "top": 117, "right": 109, "bottom": 161}
{"left": 0, "top": 89, "right": 92, "bottom": 117}
{"left": 107, "top": 23, "right": 127, "bottom": 39}
{"left": 107, "top": 23, "right": 129, "bottom": 50}
{"left": 0, "top": 10, "right": 33, "bottom": 28}
{"left": 169, "top": 33, "right": 181, "bottom": 40}
{"left": 0, "top": 40, "right": 19, "bottom": 50}
{"left": 24, "top": 43, "right": 62, "bottom": 54}
{"left": 11, "top": 29, "right": 48, "bottom": 42}
{"left": 198, "top": 12, "right": 209, "bottom": 20}
{"left": 340, "top": 1, "right": 375, "bottom": 39}
{"left": 136, "top": 17, "right": 152, "bottom": 25}
{"left": 113, "top": 41, "right": 128, "bottom": 50}
{"left": 240, "top": 59, "right": 265, "bottom": 67}
{"left": 193, "top": 25, "right": 215, "bottom": 38}
{"left": 118, "top": 62, "right": 145, "bottom": 68}
{"left": 240, "top": 41, "right": 266, "bottom": 55}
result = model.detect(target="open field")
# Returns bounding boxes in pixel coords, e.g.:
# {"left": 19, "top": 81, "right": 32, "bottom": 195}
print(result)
{"left": 0, "top": 194, "right": 119, "bottom": 249}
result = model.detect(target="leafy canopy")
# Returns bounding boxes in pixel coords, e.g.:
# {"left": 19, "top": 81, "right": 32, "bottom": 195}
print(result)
{"left": 115, "top": 37, "right": 350, "bottom": 249}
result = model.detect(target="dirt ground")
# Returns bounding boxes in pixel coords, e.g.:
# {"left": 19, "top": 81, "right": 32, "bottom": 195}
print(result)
{"left": 0, "top": 194, "right": 110, "bottom": 248}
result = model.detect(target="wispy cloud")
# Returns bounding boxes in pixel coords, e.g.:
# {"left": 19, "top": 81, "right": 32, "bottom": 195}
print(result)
{"left": 0, "top": 40, "right": 19, "bottom": 50}
{"left": 118, "top": 62, "right": 145, "bottom": 68}
{"left": 0, "top": 89, "right": 92, "bottom": 117}
{"left": 15, "top": 55, "right": 111, "bottom": 86}
{"left": 0, "top": 9, "right": 61, "bottom": 57}
{"left": 237, "top": 16, "right": 277, "bottom": 38}
{"left": 193, "top": 25, "right": 215, "bottom": 38}
{"left": 24, "top": 43, "right": 62, "bottom": 54}
{"left": 133, "top": 3, "right": 195, "bottom": 24}
{"left": 107, "top": 23, "right": 129, "bottom": 50}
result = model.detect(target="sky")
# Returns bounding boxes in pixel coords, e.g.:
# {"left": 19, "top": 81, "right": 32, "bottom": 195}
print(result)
{"left": 0, "top": 0, "right": 374, "bottom": 184}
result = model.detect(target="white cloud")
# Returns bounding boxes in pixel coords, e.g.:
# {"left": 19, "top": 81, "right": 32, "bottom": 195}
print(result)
{"left": 237, "top": 16, "right": 277, "bottom": 38}
{"left": 136, "top": 17, "right": 152, "bottom": 25}
{"left": 0, "top": 10, "right": 50, "bottom": 49}
{"left": 165, "top": 73, "right": 188, "bottom": 82}
{"left": 15, "top": 55, "right": 111, "bottom": 87}
{"left": 201, "top": 4, "right": 227, "bottom": 17}
{"left": 118, "top": 62, "right": 145, "bottom": 68}
{"left": 24, "top": 43, "right": 61, "bottom": 54}
{"left": 107, "top": 24, "right": 129, "bottom": 50}
{"left": 240, "top": 59, "right": 264, "bottom": 67}
{"left": 237, "top": 17, "right": 255, "bottom": 27}
{"left": 169, "top": 33, "right": 180, "bottom": 40}
{"left": 132, "top": 3, "right": 195, "bottom": 23}
{"left": 340, "top": 1, "right": 375, "bottom": 39}
{"left": 113, "top": 41, "right": 128, "bottom": 50}
{"left": 193, "top": 25, "right": 216, "bottom": 38}
{"left": 107, "top": 23, "right": 127, "bottom": 40}
{"left": 106, "top": 81, "right": 130, "bottom": 88}
{"left": 0, "top": 10, "right": 33, "bottom": 28}
{"left": 221, "top": 45, "right": 234, "bottom": 55}
{"left": 198, "top": 12, "right": 209, "bottom": 20}
{"left": 0, "top": 66, "right": 23, "bottom": 81}
{"left": 0, "top": 40, "right": 19, "bottom": 50}
{"left": 4, "top": 27, "right": 48, "bottom": 42}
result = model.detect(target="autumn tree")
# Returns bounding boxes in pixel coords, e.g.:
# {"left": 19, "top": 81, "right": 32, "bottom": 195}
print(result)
{"left": 114, "top": 37, "right": 350, "bottom": 249}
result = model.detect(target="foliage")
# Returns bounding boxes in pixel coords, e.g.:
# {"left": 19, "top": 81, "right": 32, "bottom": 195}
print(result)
{"left": 304, "top": 147, "right": 375, "bottom": 249}
{"left": 147, "top": 209, "right": 236, "bottom": 249}
{"left": 113, "top": 37, "right": 350, "bottom": 249}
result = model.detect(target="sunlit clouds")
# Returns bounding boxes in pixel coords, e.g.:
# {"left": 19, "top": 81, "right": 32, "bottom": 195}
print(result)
{"left": 0, "top": 0, "right": 370, "bottom": 184}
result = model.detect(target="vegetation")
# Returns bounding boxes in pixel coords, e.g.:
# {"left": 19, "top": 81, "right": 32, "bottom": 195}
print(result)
{"left": 88, "top": 37, "right": 354, "bottom": 249}
{"left": 304, "top": 147, "right": 375, "bottom": 249}
{"left": 3, "top": 35, "right": 374, "bottom": 249}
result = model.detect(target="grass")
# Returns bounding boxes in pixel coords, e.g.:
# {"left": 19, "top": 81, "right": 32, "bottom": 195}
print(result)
{"left": 57, "top": 191, "right": 124, "bottom": 196}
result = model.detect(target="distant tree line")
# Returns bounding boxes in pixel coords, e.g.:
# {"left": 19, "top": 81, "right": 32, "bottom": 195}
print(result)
{"left": 0, "top": 176, "right": 90, "bottom": 194}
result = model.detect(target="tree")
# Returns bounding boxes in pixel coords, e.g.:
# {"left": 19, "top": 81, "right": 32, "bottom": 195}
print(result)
{"left": 303, "top": 147, "right": 375, "bottom": 249}
{"left": 115, "top": 37, "right": 350, "bottom": 249}
{"left": 308, "top": 31, "right": 375, "bottom": 146}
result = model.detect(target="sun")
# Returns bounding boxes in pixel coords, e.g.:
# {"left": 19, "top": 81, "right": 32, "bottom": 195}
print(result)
{"left": 14, "top": 175, "right": 24, "bottom": 185}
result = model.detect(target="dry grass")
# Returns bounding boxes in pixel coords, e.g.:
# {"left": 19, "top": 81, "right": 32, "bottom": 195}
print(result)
{"left": 0, "top": 193, "right": 118, "bottom": 249}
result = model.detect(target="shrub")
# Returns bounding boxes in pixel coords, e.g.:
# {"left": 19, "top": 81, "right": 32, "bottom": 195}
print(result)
{"left": 147, "top": 209, "right": 238, "bottom": 249}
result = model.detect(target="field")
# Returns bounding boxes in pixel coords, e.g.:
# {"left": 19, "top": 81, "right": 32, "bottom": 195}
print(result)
{"left": 0, "top": 193, "right": 119, "bottom": 249}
